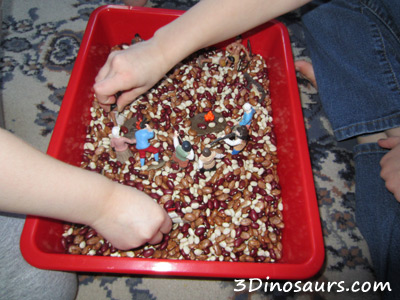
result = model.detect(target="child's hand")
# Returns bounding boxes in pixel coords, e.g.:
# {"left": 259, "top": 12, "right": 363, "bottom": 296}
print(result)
{"left": 379, "top": 136, "right": 400, "bottom": 202}
{"left": 90, "top": 184, "right": 172, "bottom": 250}
{"left": 93, "top": 39, "right": 169, "bottom": 112}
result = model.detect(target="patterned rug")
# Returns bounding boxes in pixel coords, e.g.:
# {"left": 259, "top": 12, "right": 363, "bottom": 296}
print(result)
{"left": 1, "top": 0, "right": 380, "bottom": 299}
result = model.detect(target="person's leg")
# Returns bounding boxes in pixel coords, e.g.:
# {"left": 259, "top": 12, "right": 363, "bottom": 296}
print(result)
{"left": 301, "top": 0, "right": 400, "bottom": 141}
{"left": 0, "top": 213, "right": 78, "bottom": 300}
{"left": 294, "top": 60, "right": 400, "bottom": 143}
{"left": 300, "top": 0, "right": 400, "bottom": 297}
{"left": 295, "top": 59, "right": 400, "bottom": 293}
{"left": 354, "top": 144, "right": 400, "bottom": 298}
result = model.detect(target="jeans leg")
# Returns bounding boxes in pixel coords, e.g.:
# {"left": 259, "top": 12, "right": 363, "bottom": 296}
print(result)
{"left": 301, "top": 0, "right": 400, "bottom": 141}
{"left": 354, "top": 143, "right": 400, "bottom": 299}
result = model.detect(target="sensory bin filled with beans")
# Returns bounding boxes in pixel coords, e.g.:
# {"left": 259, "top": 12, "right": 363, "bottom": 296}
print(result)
{"left": 62, "top": 40, "right": 284, "bottom": 263}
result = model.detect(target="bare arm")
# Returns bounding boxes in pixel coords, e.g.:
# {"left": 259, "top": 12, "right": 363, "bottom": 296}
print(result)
{"left": 0, "top": 128, "right": 171, "bottom": 250}
{"left": 94, "top": 0, "right": 310, "bottom": 110}
{"left": 155, "top": 0, "right": 310, "bottom": 66}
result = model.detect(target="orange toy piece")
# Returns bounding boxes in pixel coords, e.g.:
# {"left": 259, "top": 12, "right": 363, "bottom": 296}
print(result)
{"left": 204, "top": 111, "right": 215, "bottom": 122}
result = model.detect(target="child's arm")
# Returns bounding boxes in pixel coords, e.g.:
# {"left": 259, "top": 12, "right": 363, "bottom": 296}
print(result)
{"left": 0, "top": 128, "right": 171, "bottom": 250}
{"left": 94, "top": 0, "right": 311, "bottom": 111}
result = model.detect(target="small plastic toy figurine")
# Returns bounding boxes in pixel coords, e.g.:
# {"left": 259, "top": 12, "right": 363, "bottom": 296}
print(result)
{"left": 226, "top": 36, "right": 251, "bottom": 70}
{"left": 110, "top": 126, "right": 136, "bottom": 163}
{"left": 198, "top": 147, "right": 224, "bottom": 172}
{"left": 204, "top": 111, "right": 215, "bottom": 123}
{"left": 172, "top": 131, "right": 194, "bottom": 168}
{"left": 238, "top": 103, "right": 256, "bottom": 128}
{"left": 131, "top": 33, "right": 144, "bottom": 45}
{"left": 109, "top": 103, "right": 126, "bottom": 127}
{"left": 134, "top": 118, "right": 159, "bottom": 166}
{"left": 223, "top": 125, "right": 249, "bottom": 155}
{"left": 197, "top": 54, "right": 235, "bottom": 68}
{"left": 244, "top": 73, "right": 266, "bottom": 104}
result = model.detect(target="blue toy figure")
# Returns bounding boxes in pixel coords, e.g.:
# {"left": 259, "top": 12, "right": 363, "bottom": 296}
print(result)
{"left": 134, "top": 118, "right": 159, "bottom": 166}
{"left": 239, "top": 103, "right": 256, "bottom": 127}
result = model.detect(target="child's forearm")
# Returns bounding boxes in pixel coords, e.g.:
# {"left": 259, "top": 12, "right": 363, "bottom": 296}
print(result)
{"left": 0, "top": 128, "right": 112, "bottom": 225}
{"left": 94, "top": 0, "right": 312, "bottom": 112}
{"left": 153, "top": 0, "right": 311, "bottom": 71}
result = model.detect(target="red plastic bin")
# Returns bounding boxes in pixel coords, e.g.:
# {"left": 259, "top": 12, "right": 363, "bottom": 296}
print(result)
{"left": 21, "top": 5, "right": 324, "bottom": 279}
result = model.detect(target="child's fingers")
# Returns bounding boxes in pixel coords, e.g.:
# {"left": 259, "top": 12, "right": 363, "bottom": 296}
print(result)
{"left": 116, "top": 86, "right": 150, "bottom": 112}
{"left": 160, "top": 213, "right": 173, "bottom": 234}
{"left": 147, "top": 210, "right": 171, "bottom": 245}
{"left": 378, "top": 136, "right": 400, "bottom": 149}
{"left": 94, "top": 73, "right": 135, "bottom": 107}
{"left": 93, "top": 81, "right": 114, "bottom": 104}
{"left": 95, "top": 64, "right": 111, "bottom": 83}
{"left": 147, "top": 231, "right": 164, "bottom": 245}
{"left": 98, "top": 96, "right": 116, "bottom": 112}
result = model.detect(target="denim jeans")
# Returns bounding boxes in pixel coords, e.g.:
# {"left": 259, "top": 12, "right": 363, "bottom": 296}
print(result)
{"left": 302, "top": 0, "right": 400, "bottom": 141}
{"left": 354, "top": 144, "right": 400, "bottom": 299}
{"left": 302, "top": 1, "right": 400, "bottom": 298}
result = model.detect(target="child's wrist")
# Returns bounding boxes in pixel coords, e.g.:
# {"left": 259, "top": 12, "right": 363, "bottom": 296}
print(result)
{"left": 83, "top": 179, "right": 119, "bottom": 228}
{"left": 152, "top": 27, "right": 187, "bottom": 73}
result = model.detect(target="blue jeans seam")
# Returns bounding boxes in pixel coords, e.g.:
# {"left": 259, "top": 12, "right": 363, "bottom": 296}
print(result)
{"left": 361, "top": 0, "right": 400, "bottom": 45}
{"left": 354, "top": 149, "right": 388, "bottom": 156}
{"left": 353, "top": 142, "right": 389, "bottom": 158}
{"left": 361, "top": 1, "right": 400, "bottom": 92}
{"left": 334, "top": 111, "right": 400, "bottom": 140}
